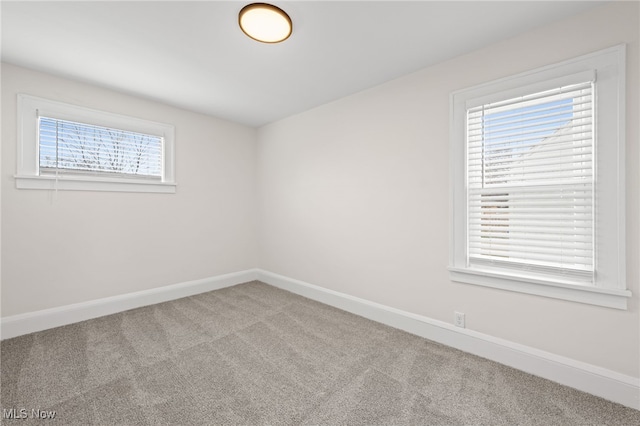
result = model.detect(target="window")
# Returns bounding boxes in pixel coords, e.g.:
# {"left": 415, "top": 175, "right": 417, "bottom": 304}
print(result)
{"left": 468, "top": 81, "right": 594, "bottom": 281}
{"left": 449, "top": 45, "right": 630, "bottom": 309}
{"left": 16, "top": 95, "right": 176, "bottom": 193}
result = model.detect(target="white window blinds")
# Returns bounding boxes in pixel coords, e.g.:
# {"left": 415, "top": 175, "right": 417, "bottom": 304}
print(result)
{"left": 38, "top": 116, "right": 163, "bottom": 179}
{"left": 466, "top": 81, "right": 594, "bottom": 280}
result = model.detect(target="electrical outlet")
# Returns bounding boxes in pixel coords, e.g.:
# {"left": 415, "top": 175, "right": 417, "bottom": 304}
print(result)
{"left": 454, "top": 311, "right": 465, "bottom": 328}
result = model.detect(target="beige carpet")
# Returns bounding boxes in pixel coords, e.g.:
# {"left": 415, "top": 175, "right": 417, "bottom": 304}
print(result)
{"left": 1, "top": 281, "right": 639, "bottom": 425}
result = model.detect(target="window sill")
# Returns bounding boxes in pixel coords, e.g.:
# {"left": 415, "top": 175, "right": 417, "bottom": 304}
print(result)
{"left": 15, "top": 175, "right": 176, "bottom": 194}
{"left": 448, "top": 267, "right": 631, "bottom": 310}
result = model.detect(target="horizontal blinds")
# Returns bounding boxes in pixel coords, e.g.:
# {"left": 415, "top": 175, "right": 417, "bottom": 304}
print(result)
{"left": 466, "top": 81, "right": 594, "bottom": 276}
{"left": 38, "top": 116, "right": 163, "bottom": 179}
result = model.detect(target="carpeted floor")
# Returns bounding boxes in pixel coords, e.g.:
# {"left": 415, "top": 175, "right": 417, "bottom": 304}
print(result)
{"left": 1, "top": 281, "right": 639, "bottom": 425}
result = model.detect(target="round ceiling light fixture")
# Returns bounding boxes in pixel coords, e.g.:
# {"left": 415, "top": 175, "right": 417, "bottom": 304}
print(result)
{"left": 239, "top": 3, "right": 292, "bottom": 43}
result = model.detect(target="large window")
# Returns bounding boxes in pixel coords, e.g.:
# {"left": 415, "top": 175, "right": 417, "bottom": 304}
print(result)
{"left": 17, "top": 95, "right": 175, "bottom": 193}
{"left": 449, "top": 45, "right": 629, "bottom": 309}
{"left": 468, "top": 80, "right": 594, "bottom": 280}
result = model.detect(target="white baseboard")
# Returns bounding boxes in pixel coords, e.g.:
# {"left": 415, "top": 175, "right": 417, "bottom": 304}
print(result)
{"left": 1, "top": 269, "right": 258, "bottom": 340}
{"left": 256, "top": 269, "right": 640, "bottom": 410}
{"left": 2, "top": 267, "right": 638, "bottom": 410}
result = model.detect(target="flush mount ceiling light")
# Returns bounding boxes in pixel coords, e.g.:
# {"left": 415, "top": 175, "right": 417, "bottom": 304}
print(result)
{"left": 239, "top": 3, "right": 292, "bottom": 43}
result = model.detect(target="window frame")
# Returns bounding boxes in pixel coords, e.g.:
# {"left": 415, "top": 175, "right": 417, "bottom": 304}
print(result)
{"left": 16, "top": 94, "right": 176, "bottom": 193}
{"left": 449, "top": 44, "right": 630, "bottom": 309}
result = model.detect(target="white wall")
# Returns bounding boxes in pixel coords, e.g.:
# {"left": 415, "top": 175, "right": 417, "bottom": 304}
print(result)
{"left": 2, "top": 0, "right": 638, "bottom": 383}
{"left": 1, "top": 63, "right": 257, "bottom": 317}
{"left": 257, "top": 2, "right": 640, "bottom": 378}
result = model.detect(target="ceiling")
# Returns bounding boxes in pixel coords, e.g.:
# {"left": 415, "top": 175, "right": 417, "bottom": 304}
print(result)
{"left": 1, "top": 1, "right": 605, "bottom": 127}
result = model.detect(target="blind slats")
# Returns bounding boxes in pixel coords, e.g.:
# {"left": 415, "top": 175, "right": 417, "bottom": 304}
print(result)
{"left": 469, "top": 232, "right": 592, "bottom": 243}
{"left": 469, "top": 251, "right": 592, "bottom": 266}
{"left": 38, "top": 116, "right": 163, "bottom": 178}
{"left": 468, "top": 100, "right": 592, "bottom": 130}
{"left": 469, "top": 134, "right": 592, "bottom": 155}
{"left": 474, "top": 148, "right": 592, "bottom": 168}
{"left": 466, "top": 80, "right": 594, "bottom": 277}
{"left": 468, "top": 113, "right": 592, "bottom": 142}
{"left": 468, "top": 126, "right": 593, "bottom": 150}
{"left": 469, "top": 226, "right": 591, "bottom": 235}
{"left": 468, "top": 82, "right": 593, "bottom": 113}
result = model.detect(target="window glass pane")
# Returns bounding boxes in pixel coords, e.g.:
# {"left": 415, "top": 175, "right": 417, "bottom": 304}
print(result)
{"left": 39, "top": 117, "right": 163, "bottom": 179}
{"left": 466, "top": 82, "right": 594, "bottom": 277}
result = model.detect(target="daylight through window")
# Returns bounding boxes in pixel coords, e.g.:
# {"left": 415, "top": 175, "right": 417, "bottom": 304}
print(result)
{"left": 449, "top": 45, "right": 628, "bottom": 308}
{"left": 467, "top": 82, "right": 594, "bottom": 281}
{"left": 39, "top": 116, "right": 163, "bottom": 179}
{"left": 17, "top": 94, "right": 175, "bottom": 193}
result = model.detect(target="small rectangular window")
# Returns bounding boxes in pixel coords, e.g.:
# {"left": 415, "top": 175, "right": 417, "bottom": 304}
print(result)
{"left": 16, "top": 95, "right": 175, "bottom": 193}
{"left": 39, "top": 116, "right": 164, "bottom": 180}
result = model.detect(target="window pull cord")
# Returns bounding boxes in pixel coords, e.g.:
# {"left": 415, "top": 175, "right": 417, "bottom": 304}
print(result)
{"left": 53, "top": 167, "right": 59, "bottom": 203}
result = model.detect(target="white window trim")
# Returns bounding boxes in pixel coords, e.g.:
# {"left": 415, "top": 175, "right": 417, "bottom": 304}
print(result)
{"left": 449, "top": 44, "right": 630, "bottom": 309}
{"left": 16, "top": 94, "right": 176, "bottom": 193}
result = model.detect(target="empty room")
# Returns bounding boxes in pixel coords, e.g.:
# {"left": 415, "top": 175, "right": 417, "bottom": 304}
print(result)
{"left": 1, "top": 1, "right": 639, "bottom": 424}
